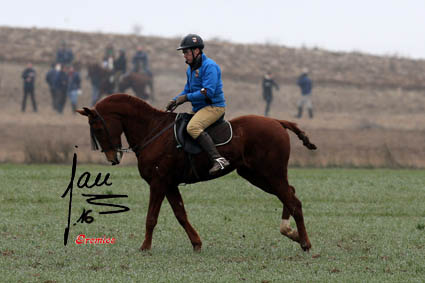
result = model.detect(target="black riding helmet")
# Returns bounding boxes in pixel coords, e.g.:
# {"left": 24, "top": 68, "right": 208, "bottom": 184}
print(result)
{"left": 177, "top": 34, "right": 204, "bottom": 50}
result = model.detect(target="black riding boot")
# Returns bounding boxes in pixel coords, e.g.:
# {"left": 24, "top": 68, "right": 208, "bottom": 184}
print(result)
{"left": 296, "top": 106, "right": 303, "bottom": 118}
{"left": 308, "top": 108, "right": 313, "bottom": 119}
{"left": 196, "top": 132, "right": 230, "bottom": 175}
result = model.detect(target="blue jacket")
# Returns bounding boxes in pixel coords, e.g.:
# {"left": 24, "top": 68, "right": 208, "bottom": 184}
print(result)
{"left": 174, "top": 54, "right": 225, "bottom": 112}
{"left": 297, "top": 74, "right": 312, "bottom": 95}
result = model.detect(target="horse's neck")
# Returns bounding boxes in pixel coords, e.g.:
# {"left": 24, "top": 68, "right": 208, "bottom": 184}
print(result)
{"left": 120, "top": 102, "right": 172, "bottom": 148}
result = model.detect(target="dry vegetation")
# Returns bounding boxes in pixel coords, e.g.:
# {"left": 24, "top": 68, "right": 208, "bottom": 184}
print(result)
{"left": 0, "top": 26, "right": 424, "bottom": 167}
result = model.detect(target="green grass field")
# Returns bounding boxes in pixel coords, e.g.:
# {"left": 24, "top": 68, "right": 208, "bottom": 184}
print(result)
{"left": 1, "top": 164, "right": 424, "bottom": 282}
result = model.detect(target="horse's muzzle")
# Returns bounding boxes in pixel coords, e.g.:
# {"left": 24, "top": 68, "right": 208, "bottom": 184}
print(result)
{"left": 105, "top": 150, "right": 123, "bottom": 165}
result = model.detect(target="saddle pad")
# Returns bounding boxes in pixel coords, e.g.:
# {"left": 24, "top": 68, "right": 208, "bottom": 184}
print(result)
{"left": 174, "top": 113, "right": 233, "bottom": 154}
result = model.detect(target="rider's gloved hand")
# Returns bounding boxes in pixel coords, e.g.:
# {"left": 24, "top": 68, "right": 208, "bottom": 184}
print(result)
{"left": 175, "top": 94, "right": 188, "bottom": 106}
{"left": 165, "top": 100, "right": 177, "bottom": 111}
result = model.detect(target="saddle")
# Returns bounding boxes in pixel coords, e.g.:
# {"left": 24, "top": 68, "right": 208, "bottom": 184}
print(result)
{"left": 174, "top": 113, "right": 233, "bottom": 154}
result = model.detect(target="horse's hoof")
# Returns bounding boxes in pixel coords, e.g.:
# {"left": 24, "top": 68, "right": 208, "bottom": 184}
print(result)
{"left": 301, "top": 241, "right": 312, "bottom": 252}
{"left": 193, "top": 244, "right": 202, "bottom": 252}
{"left": 140, "top": 244, "right": 151, "bottom": 251}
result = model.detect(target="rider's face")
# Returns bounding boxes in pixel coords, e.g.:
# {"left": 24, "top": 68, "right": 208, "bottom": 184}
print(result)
{"left": 182, "top": 48, "right": 200, "bottom": 64}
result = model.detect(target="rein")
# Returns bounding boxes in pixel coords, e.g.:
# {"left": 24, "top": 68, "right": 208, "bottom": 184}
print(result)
{"left": 132, "top": 118, "right": 177, "bottom": 155}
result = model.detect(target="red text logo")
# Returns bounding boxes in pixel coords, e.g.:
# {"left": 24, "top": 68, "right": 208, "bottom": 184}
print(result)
{"left": 75, "top": 234, "right": 116, "bottom": 245}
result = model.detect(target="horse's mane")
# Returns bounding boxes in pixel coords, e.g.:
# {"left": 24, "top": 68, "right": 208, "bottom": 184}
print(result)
{"left": 96, "top": 94, "right": 164, "bottom": 117}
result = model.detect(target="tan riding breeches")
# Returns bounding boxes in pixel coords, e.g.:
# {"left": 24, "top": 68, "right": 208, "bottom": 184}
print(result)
{"left": 187, "top": 106, "right": 225, "bottom": 139}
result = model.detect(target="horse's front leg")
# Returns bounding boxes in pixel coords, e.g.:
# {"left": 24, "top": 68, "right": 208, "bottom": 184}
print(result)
{"left": 140, "top": 184, "right": 166, "bottom": 251}
{"left": 166, "top": 187, "right": 202, "bottom": 251}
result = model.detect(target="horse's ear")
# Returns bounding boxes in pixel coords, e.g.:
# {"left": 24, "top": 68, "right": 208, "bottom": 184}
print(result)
{"left": 76, "top": 107, "right": 94, "bottom": 116}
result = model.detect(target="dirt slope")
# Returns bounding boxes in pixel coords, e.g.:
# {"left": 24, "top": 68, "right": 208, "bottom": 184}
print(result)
{"left": 1, "top": 26, "right": 424, "bottom": 167}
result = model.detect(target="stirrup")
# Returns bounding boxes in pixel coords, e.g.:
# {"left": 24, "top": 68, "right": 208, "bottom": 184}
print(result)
{"left": 209, "top": 157, "right": 230, "bottom": 175}
{"left": 214, "top": 157, "right": 229, "bottom": 170}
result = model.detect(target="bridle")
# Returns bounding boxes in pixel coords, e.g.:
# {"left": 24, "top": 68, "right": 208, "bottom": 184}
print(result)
{"left": 89, "top": 109, "right": 131, "bottom": 153}
{"left": 89, "top": 109, "right": 177, "bottom": 156}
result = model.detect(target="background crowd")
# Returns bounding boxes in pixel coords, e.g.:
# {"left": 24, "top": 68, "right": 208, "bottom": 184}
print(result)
{"left": 22, "top": 40, "right": 313, "bottom": 118}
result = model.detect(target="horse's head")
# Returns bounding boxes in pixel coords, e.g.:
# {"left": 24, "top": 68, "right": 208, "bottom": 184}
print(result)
{"left": 77, "top": 107, "right": 124, "bottom": 165}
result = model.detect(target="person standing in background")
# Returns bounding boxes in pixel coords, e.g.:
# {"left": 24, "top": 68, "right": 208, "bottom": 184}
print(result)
{"left": 262, "top": 70, "right": 279, "bottom": 117}
{"left": 56, "top": 41, "right": 74, "bottom": 67}
{"left": 54, "top": 65, "right": 69, "bottom": 114}
{"left": 46, "top": 63, "right": 59, "bottom": 111}
{"left": 67, "top": 65, "right": 81, "bottom": 114}
{"left": 88, "top": 65, "right": 102, "bottom": 106}
{"left": 21, "top": 62, "right": 37, "bottom": 112}
{"left": 296, "top": 68, "right": 313, "bottom": 118}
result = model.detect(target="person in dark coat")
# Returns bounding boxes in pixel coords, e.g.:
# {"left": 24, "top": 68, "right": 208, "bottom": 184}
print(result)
{"left": 21, "top": 62, "right": 37, "bottom": 112}
{"left": 262, "top": 70, "right": 279, "bottom": 116}
{"left": 67, "top": 66, "right": 81, "bottom": 114}
{"left": 54, "top": 65, "right": 69, "bottom": 114}
{"left": 46, "top": 63, "right": 59, "bottom": 111}
{"left": 56, "top": 41, "right": 74, "bottom": 67}
{"left": 114, "top": 49, "right": 127, "bottom": 74}
{"left": 103, "top": 44, "right": 115, "bottom": 70}
{"left": 296, "top": 68, "right": 313, "bottom": 118}
{"left": 113, "top": 49, "right": 127, "bottom": 90}
{"left": 87, "top": 65, "right": 102, "bottom": 106}
{"left": 132, "top": 46, "right": 151, "bottom": 76}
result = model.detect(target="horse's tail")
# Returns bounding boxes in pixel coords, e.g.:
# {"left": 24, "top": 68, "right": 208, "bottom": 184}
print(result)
{"left": 277, "top": 120, "right": 317, "bottom": 150}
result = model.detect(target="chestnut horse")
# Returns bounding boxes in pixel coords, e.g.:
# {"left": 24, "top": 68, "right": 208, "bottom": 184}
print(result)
{"left": 77, "top": 94, "right": 317, "bottom": 251}
{"left": 118, "top": 72, "right": 154, "bottom": 101}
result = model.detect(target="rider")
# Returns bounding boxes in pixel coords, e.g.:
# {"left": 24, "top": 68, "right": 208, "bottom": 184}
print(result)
{"left": 165, "top": 34, "right": 230, "bottom": 175}
{"left": 103, "top": 44, "right": 115, "bottom": 70}
{"left": 114, "top": 49, "right": 127, "bottom": 90}
{"left": 56, "top": 41, "right": 74, "bottom": 68}
{"left": 132, "top": 46, "right": 152, "bottom": 76}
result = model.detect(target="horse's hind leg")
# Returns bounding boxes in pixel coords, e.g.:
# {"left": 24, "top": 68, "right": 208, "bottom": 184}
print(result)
{"left": 279, "top": 186, "right": 300, "bottom": 242}
{"left": 275, "top": 183, "right": 311, "bottom": 251}
{"left": 166, "top": 187, "right": 202, "bottom": 251}
{"left": 237, "top": 167, "right": 311, "bottom": 251}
